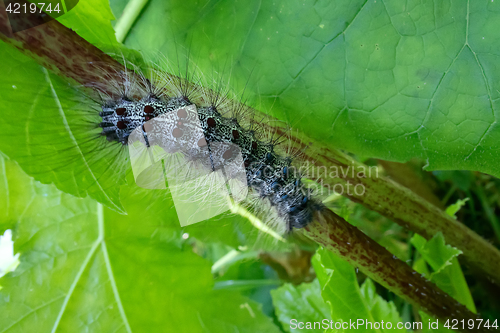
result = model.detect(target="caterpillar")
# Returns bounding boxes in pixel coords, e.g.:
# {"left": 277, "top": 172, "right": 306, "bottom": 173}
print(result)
{"left": 0, "top": 2, "right": 326, "bottom": 240}
{"left": 1, "top": 43, "right": 324, "bottom": 238}
{"left": 90, "top": 58, "right": 323, "bottom": 235}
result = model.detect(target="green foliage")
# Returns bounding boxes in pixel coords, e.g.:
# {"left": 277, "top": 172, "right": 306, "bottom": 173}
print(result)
{"left": 412, "top": 232, "right": 476, "bottom": 332}
{"left": 445, "top": 198, "right": 470, "bottom": 219}
{"left": 0, "top": 156, "right": 280, "bottom": 333}
{"left": 1, "top": 0, "right": 499, "bottom": 331}
{"left": 58, "top": 0, "right": 119, "bottom": 47}
{"left": 271, "top": 279, "right": 331, "bottom": 333}
{"left": 360, "top": 279, "right": 406, "bottom": 333}
{"left": 110, "top": 0, "right": 500, "bottom": 177}
{"left": 0, "top": 44, "right": 127, "bottom": 211}
{"left": 311, "top": 247, "right": 404, "bottom": 333}
{"left": 411, "top": 232, "right": 463, "bottom": 276}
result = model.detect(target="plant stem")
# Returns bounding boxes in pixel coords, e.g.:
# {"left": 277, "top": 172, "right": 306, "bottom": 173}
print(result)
{"left": 303, "top": 209, "right": 486, "bottom": 333}
{"left": 294, "top": 138, "right": 500, "bottom": 285}
{"left": 0, "top": 6, "right": 124, "bottom": 95}
{"left": 211, "top": 249, "right": 260, "bottom": 274}
{"left": 213, "top": 279, "right": 281, "bottom": 290}
{"left": 114, "top": 0, "right": 149, "bottom": 43}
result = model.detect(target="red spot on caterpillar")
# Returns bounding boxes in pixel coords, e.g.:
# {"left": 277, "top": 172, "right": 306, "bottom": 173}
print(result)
{"left": 144, "top": 105, "right": 154, "bottom": 114}
{"left": 172, "top": 128, "right": 183, "bottom": 138}
{"left": 207, "top": 118, "right": 216, "bottom": 128}
{"left": 117, "top": 121, "right": 127, "bottom": 129}
{"left": 116, "top": 107, "right": 126, "bottom": 115}
{"left": 177, "top": 108, "right": 187, "bottom": 118}
{"left": 145, "top": 115, "right": 152, "bottom": 121}
{"left": 232, "top": 130, "right": 240, "bottom": 140}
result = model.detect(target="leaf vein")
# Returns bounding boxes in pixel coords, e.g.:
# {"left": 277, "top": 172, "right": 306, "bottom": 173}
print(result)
{"left": 43, "top": 68, "right": 121, "bottom": 211}
{"left": 98, "top": 203, "right": 133, "bottom": 333}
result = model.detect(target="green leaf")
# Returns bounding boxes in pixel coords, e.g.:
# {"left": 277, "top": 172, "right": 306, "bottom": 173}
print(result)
{"left": 311, "top": 247, "right": 405, "bottom": 333}
{"left": 0, "top": 158, "right": 280, "bottom": 333}
{"left": 0, "top": 156, "right": 37, "bottom": 233}
{"left": 411, "top": 233, "right": 462, "bottom": 275}
{"left": 57, "top": 0, "right": 120, "bottom": 48}
{"left": 411, "top": 233, "right": 476, "bottom": 313}
{"left": 411, "top": 204, "right": 476, "bottom": 314}
{"left": 312, "top": 247, "right": 374, "bottom": 329}
{"left": 431, "top": 257, "right": 476, "bottom": 311}
{"left": 103, "top": 0, "right": 500, "bottom": 177}
{"left": 445, "top": 198, "right": 470, "bottom": 219}
{"left": 271, "top": 279, "right": 331, "bottom": 333}
{"left": 0, "top": 42, "right": 125, "bottom": 211}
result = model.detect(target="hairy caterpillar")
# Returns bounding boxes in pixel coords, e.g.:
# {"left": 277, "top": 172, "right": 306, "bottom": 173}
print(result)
{"left": 88, "top": 57, "right": 324, "bottom": 234}
{"left": 1, "top": 42, "right": 324, "bottom": 238}
{"left": 0, "top": 1, "right": 326, "bottom": 241}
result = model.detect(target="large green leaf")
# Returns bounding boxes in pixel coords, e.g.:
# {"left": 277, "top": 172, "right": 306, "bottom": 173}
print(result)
{"left": 0, "top": 43, "right": 127, "bottom": 212}
{"left": 312, "top": 248, "right": 375, "bottom": 329}
{"left": 0, "top": 157, "right": 280, "bottom": 333}
{"left": 105, "top": 0, "right": 500, "bottom": 177}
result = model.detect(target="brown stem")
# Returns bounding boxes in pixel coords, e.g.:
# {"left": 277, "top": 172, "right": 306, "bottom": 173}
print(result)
{"left": 377, "top": 159, "right": 444, "bottom": 209}
{"left": 0, "top": 4, "right": 499, "bottom": 285}
{"left": 0, "top": 3, "right": 123, "bottom": 94}
{"left": 304, "top": 208, "right": 486, "bottom": 333}
{"left": 301, "top": 144, "right": 500, "bottom": 286}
